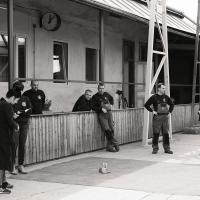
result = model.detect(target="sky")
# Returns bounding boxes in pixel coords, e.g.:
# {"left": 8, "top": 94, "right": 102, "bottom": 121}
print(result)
{"left": 167, "top": 0, "right": 198, "bottom": 21}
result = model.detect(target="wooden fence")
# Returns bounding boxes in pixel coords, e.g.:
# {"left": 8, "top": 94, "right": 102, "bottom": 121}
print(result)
{"left": 24, "top": 104, "right": 198, "bottom": 165}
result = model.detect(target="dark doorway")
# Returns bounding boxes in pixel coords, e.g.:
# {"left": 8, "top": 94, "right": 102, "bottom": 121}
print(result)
{"left": 123, "top": 40, "right": 135, "bottom": 108}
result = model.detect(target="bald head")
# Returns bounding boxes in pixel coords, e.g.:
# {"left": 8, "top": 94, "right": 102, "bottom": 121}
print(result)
{"left": 31, "top": 80, "right": 39, "bottom": 91}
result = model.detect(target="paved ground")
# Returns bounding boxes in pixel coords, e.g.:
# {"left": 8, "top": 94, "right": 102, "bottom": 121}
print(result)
{"left": 1, "top": 133, "right": 200, "bottom": 200}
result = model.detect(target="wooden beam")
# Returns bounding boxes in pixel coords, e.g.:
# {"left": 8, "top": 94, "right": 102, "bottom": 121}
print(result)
{"left": 191, "top": 0, "right": 200, "bottom": 124}
{"left": 7, "top": 0, "right": 14, "bottom": 89}
{"left": 99, "top": 10, "right": 104, "bottom": 82}
{"left": 142, "top": 0, "right": 157, "bottom": 146}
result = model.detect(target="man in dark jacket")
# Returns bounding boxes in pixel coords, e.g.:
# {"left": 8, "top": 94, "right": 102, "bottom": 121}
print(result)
{"left": 23, "top": 80, "right": 45, "bottom": 114}
{"left": 12, "top": 81, "right": 32, "bottom": 175}
{"left": 0, "top": 90, "right": 19, "bottom": 194}
{"left": 91, "top": 83, "right": 119, "bottom": 152}
{"left": 72, "top": 89, "right": 92, "bottom": 112}
{"left": 144, "top": 83, "right": 174, "bottom": 154}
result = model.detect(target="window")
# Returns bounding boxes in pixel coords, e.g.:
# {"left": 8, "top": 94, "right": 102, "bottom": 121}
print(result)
{"left": 0, "top": 34, "right": 8, "bottom": 81}
{"left": 86, "top": 48, "right": 97, "bottom": 81}
{"left": 0, "top": 35, "right": 26, "bottom": 82}
{"left": 53, "top": 41, "right": 68, "bottom": 82}
{"left": 17, "top": 37, "right": 26, "bottom": 79}
{"left": 139, "top": 42, "right": 148, "bottom": 62}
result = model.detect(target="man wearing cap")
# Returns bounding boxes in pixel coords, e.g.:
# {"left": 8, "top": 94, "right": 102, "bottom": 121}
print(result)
{"left": 12, "top": 81, "right": 32, "bottom": 175}
{"left": 23, "top": 81, "right": 45, "bottom": 114}
{"left": 144, "top": 83, "right": 174, "bottom": 154}
{"left": 91, "top": 83, "right": 119, "bottom": 152}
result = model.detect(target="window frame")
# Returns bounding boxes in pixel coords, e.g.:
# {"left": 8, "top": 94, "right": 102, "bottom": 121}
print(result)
{"left": 52, "top": 40, "right": 68, "bottom": 83}
{"left": 15, "top": 34, "right": 28, "bottom": 80}
{"left": 85, "top": 47, "right": 98, "bottom": 82}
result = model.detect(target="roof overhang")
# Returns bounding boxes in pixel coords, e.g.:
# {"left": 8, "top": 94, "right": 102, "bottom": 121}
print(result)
{"left": 69, "top": 0, "right": 196, "bottom": 39}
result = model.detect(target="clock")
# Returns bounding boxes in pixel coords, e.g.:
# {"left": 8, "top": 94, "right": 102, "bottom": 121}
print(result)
{"left": 40, "top": 12, "right": 61, "bottom": 31}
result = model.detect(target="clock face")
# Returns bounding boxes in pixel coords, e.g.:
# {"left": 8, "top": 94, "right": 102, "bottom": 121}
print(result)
{"left": 41, "top": 12, "right": 61, "bottom": 31}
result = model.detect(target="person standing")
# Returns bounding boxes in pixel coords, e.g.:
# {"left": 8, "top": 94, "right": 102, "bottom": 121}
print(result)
{"left": 0, "top": 90, "right": 19, "bottom": 194}
{"left": 12, "top": 81, "right": 32, "bottom": 175}
{"left": 144, "top": 83, "right": 174, "bottom": 154}
{"left": 91, "top": 83, "right": 119, "bottom": 152}
{"left": 72, "top": 89, "right": 92, "bottom": 112}
{"left": 23, "top": 80, "right": 45, "bottom": 114}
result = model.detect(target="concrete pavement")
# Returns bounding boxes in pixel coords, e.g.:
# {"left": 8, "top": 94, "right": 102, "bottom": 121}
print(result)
{"left": 1, "top": 133, "right": 200, "bottom": 200}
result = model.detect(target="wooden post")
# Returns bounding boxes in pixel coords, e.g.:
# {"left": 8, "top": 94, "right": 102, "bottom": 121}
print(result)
{"left": 142, "top": 0, "right": 171, "bottom": 145}
{"left": 192, "top": 0, "right": 200, "bottom": 124}
{"left": 99, "top": 10, "right": 104, "bottom": 82}
{"left": 162, "top": 0, "right": 172, "bottom": 138}
{"left": 7, "top": 0, "right": 14, "bottom": 89}
{"left": 142, "top": 0, "right": 157, "bottom": 146}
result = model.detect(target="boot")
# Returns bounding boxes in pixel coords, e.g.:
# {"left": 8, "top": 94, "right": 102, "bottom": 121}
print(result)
{"left": 18, "top": 165, "right": 28, "bottom": 174}
{"left": 164, "top": 149, "right": 173, "bottom": 154}
{"left": 152, "top": 149, "right": 158, "bottom": 154}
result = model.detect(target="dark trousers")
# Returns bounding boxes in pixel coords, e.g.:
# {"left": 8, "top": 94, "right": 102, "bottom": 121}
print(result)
{"left": 98, "top": 112, "right": 118, "bottom": 148}
{"left": 13, "top": 123, "right": 29, "bottom": 165}
{"left": 0, "top": 170, "right": 6, "bottom": 186}
{"left": 152, "top": 115, "right": 170, "bottom": 150}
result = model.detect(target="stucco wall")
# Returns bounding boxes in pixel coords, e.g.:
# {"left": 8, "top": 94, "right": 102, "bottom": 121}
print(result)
{"left": 0, "top": 0, "right": 148, "bottom": 111}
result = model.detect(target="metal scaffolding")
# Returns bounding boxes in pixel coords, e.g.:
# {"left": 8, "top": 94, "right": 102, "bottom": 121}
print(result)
{"left": 142, "top": 0, "right": 172, "bottom": 145}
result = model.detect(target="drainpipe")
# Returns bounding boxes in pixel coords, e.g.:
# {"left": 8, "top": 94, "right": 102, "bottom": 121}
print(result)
{"left": 7, "top": 0, "right": 14, "bottom": 89}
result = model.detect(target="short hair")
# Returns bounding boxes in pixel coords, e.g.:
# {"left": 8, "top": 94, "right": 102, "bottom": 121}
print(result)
{"left": 31, "top": 80, "right": 38, "bottom": 85}
{"left": 85, "top": 89, "right": 92, "bottom": 94}
{"left": 157, "top": 83, "right": 165, "bottom": 89}
{"left": 13, "top": 81, "right": 24, "bottom": 91}
{"left": 6, "top": 89, "right": 21, "bottom": 98}
{"left": 98, "top": 83, "right": 104, "bottom": 88}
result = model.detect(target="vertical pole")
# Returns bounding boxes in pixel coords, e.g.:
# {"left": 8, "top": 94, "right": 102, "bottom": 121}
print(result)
{"left": 142, "top": 0, "right": 157, "bottom": 146}
{"left": 7, "top": 0, "right": 14, "bottom": 89}
{"left": 162, "top": 0, "right": 172, "bottom": 138}
{"left": 99, "top": 10, "right": 104, "bottom": 82}
{"left": 192, "top": 0, "right": 200, "bottom": 124}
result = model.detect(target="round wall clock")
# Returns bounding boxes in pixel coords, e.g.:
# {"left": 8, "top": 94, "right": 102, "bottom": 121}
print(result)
{"left": 40, "top": 12, "right": 61, "bottom": 31}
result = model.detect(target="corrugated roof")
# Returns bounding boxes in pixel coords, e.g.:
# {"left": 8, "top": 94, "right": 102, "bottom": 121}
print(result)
{"left": 75, "top": 0, "right": 196, "bottom": 35}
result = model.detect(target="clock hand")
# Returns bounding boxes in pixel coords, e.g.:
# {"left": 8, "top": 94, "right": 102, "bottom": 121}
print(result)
{"left": 48, "top": 15, "right": 56, "bottom": 24}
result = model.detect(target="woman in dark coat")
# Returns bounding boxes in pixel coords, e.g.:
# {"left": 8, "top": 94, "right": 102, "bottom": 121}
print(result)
{"left": 0, "top": 90, "right": 19, "bottom": 194}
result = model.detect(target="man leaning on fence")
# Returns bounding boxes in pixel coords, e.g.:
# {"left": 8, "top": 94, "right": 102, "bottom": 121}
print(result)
{"left": 91, "top": 83, "right": 119, "bottom": 152}
{"left": 144, "top": 83, "right": 174, "bottom": 154}
{"left": 72, "top": 89, "right": 92, "bottom": 112}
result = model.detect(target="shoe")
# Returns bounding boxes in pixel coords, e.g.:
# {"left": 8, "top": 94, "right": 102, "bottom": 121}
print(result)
{"left": 165, "top": 149, "right": 173, "bottom": 154}
{"left": 0, "top": 188, "right": 11, "bottom": 194}
{"left": 2, "top": 182, "right": 13, "bottom": 189}
{"left": 106, "top": 147, "right": 117, "bottom": 152}
{"left": 152, "top": 149, "right": 158, "bottom": 154}
{"left": 18, "top": 165, "right": 28, "bottom": 174}
{"left": 114, "top": 145, "right": 120, "bottom": 152}
{"left": 10, "top": 167, "right": 18, "bottom": 175}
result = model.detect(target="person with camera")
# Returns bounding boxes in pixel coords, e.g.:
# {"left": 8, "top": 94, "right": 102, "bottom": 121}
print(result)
{"left": 91, "top": 83, "right": 119, "bottom": 152}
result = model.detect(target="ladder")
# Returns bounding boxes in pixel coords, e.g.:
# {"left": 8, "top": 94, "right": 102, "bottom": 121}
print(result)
{"left": 142, "top": 0, "right": 172, "bottom": 145}
{"left": 191, "top": 0, "right": 200, "bottom": 124}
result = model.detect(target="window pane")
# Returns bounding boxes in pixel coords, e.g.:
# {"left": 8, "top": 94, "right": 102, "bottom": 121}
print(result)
{"left": 18, "top": 37, "right": 26, "bottom": 79}
{"left": 139, "top": 42, "right": 147, "bottom": 62}
{"left": 86, "top": 48, "right": 97, "bottom": 81}
{"left": 0, "top": 34, "right": 8, "bottom": 82}
{"left": 53, "top": 42, "right": 68, "bottom": 82}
